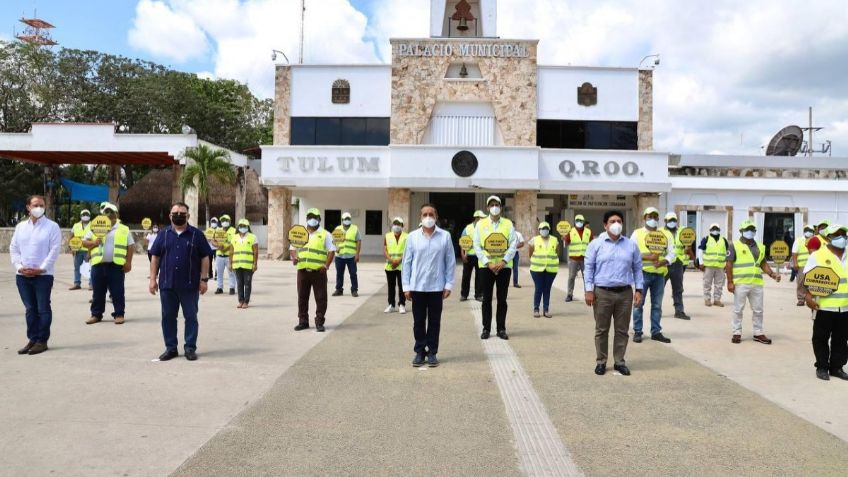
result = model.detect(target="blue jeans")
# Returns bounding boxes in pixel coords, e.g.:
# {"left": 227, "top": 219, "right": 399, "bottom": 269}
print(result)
{"left": 16, "top": 274, "right": 54, "bottom": 343}
{"left": 215, "top": 255, "right": 235, "bottom": 290}
{"left": 632, "top": 271, "right": 665, "bottom": 336}
{"left": 334, "top": 256, "right": 358, "bottom": 292}
{"left": 73, "top": 251, "right": 90, "bottom": 287}
{"left": 513, "top": 251, "right": 520, "bottom": 285}
{"left": 90, "top": 263, "right": 125, "bottom": 318}
{"left": 160, "top": 288, "right": 200, "bottom": 352}
{"left": 530, "top": 271, "right": 557, "bottom": 311}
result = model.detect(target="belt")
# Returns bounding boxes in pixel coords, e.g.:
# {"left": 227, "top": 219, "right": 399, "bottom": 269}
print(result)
{"left": 596, "top": 285, "right": 632, "bottom": 293}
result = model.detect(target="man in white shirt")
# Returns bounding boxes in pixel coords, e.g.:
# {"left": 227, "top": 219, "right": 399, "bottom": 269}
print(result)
{"left": 10, "top": 195, "right": 62, "bottom": 355}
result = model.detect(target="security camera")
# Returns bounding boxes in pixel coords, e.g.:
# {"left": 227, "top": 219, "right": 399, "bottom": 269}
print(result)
{"left": 271, "top": 51, "right": 277, "bottom": 61}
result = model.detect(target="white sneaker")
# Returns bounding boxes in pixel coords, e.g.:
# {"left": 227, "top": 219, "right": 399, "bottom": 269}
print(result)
{"left": 399, "top": 305, "right": 407, "bottom": 314}
{"left": 384, "top": 305, "right": 396, "bottom": 313}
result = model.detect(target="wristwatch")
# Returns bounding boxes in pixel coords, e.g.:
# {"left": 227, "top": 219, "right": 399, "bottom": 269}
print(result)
{"left": 201, "top": 278, "right": 209, "bottom": 282}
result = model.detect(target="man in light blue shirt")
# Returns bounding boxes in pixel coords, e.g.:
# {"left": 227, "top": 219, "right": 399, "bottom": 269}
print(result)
{"left": 584, "top": 210, "right": 643, "bottom": 376}
{"left": 402, "top": 203, "right": 455, "bottom": 368}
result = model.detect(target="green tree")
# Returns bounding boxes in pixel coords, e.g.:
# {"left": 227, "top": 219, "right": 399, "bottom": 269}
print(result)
{"left": 179, "top": 144, "right": 235, "bottom": 226}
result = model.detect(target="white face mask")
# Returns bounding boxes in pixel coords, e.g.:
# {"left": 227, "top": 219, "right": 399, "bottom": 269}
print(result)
{"left": 421, "top": 216, "right": 436, "bottom": 228}
{"left": 238, "top": 227, "right": 249, "bottom": 234}
{"left": 489, "top": 206, "right": 501, "bottom": 216}
{"left": 742, "top": 230, "right": 756, "bottom": 240}
{"left": 81, "top": 215, "right": 90, "bottom": 222}
{"left": 307, "top": 218, "right": 320, "bottom": 228}
{"left": 710, "top": 230, "right": 720, "bottom": 236}
{"left": 221, "top": 221, "right": 230, "bottom": 228}
{"left": 666, "top": 221, "right": 678, "bottom": 229}
{"left": 608, "top": 222, "right": 623, "bottom": 236}
{"left": 211, "top": 222, "right": 218, "bottom": 229}
{"left": 343, "top": 219, "right": 352, "bottom": 226}
{"left": 831, "top": 236, "right": 848, "bottom": 249}
{"left": 392, "top": 225, "right": 402, "bottom": 233}
{"left": 540, "top": 229, "right": 550, "bottom": 237}
{"left": 30, "top": 207, "right": 45, "bottom": 219}
{"left": 152, "top": 228, "right": 159, "bottom": 233}
{"left": 575, "top": 221, "right": 584, "bottom": 228}
{"left": 804, "top": 231, "right": 814, "bottom": 239}
{"left": 646, "top": 219, "right": 658, "bottom": 228}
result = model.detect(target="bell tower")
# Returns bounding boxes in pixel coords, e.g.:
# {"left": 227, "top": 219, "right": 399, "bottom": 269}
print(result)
{"left": 430, "top": 0, "right": 497, "bottom": 38}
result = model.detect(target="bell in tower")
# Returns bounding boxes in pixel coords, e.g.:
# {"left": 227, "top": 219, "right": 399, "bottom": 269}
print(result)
{"left": 431, "top": 0, "right": 497, "bottom": 38}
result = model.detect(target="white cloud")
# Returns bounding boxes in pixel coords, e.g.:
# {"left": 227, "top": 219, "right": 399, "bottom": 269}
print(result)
{"left": 128, "top": 0, "right": 209, "bottom": 62}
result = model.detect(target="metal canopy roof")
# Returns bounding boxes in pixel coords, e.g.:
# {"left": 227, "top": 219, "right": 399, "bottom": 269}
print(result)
{"left": 0, "top": 150, "right": 175, "bottom": 166}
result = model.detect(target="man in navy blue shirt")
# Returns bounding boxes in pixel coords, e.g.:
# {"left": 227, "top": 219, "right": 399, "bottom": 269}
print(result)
{"left": 148, "top": 202, "right": 212, "bottom": 361}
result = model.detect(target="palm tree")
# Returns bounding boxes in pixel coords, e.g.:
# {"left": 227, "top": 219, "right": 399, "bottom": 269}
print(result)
{"left": 180, "top": 144, "right": 236, "bottom": 225}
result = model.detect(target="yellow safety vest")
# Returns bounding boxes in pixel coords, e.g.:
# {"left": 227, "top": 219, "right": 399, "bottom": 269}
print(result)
{"left": 568, "top": 227, "right": 591, "bottom": 257}
{"left": 334, "top": 225, "right": 359, "bottom": 256}
{"left": 216, "top": 227, "right": 237, "bottom": 257}
{"left": 476, "top": 216, "right": 514, "bottom": 268}
{"left": 732, "top": 239, "right": 765, "bottom": 285}
{"left": 812, "top": 247, "right": 848, "bottom": 308}
{"left": 670, "top": 228, "right": 689, "bottom": 264}
{"left": 297, "top": 229, "right": 329, "bottom": 271}
{"left": 529, "top": 236, "right": 559, "bottom": 273}
{"left": 385, "top": 232, "right": 408, "bottom": 271}
{"left": 463, "top": 223, "right": 476, "bottom": 256}
{"left": 634, "top": 227, "right": 669, "bottom": 275}
{"left": 796, "top": 239, "right": 811, "bottom": 269}
{"left": 231, "top": 233, "right": 257, "bottom": 270}
{"left": 90, "top": 224, "right": 131, "bottom": 266}
{"left": 703, "top": 235, "right": 727, "bottom": 268}
{"left": 72, "top": 222, "right": 87, "bottom": 239}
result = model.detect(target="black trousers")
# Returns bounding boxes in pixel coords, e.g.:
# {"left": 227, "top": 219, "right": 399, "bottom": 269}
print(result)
{"left": 385, "top": 270, "right": 405, "bottom": 307}
{"left": 460, "top": 255, "right": 481, "bottom": 299}
{"left": 234, "top": 268, "right": 254, "bottom": 304}
{"left": 480, "top": 266, "right": 511, "bottom": 332}
{"left": 812, "top": 310, "right": 848, "bottom": 371}
{"left": 412, "top": 291, "right": 443, "bottom": 355}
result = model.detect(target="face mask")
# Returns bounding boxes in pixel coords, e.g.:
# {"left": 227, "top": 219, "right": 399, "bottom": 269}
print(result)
{"left": 171, "top": 214, "right": 188, "bottom": 226}
{"left": 421, "top": 217, "right": 436, "bottom": 228}
{"left": 31, "top": 207, "right": 45, "bottom": 219}
{"left": 211, "top": 222, "right": 218, "bottom": 229}
{"left": 608, "top": 222, "right": 623, "bottom": 236}
{"left": 392, "top": 225, "right": 402, "bottom": 233}
{"left": 575, "top": 221, "right": 584, "bottom": 228}
{"left": 831, "top": 237, "right": 847, "bottom": 249}
{"left": 81, "top": 215, "right": 90, "bottom": 222}
{"left": 343, "top": 219, "right": 352, "bottom": 226}
{"left": 489, "top": 206, "right": 501, "bottom": 216}
{"left": 540, "top": 229, "right": 550, "bottom": 237}
{"left": 742, "top": 230, "right": 756, "bottom": 240}
{"left": 646, "top": 219, "right": 658, "bottom": 228}
{"left": 710, "top": 230, "right": 720, "bottom": 236}
{"left": 221, "top": 221, "right": 230, "bottom": 228}
{"left": 152, "top": 228, "right": 159, "bottom": 233}
{"left": 307, "top": 218, "right": 320, "bottom": 228}
{"left": 804, "top": 231, "right": 814, "bottom": 239}
{"left": 238, "top": 227, "right": 248, "bottom": 234}
{"left": 666, "top": 221, "right": 677, "bottom": 229}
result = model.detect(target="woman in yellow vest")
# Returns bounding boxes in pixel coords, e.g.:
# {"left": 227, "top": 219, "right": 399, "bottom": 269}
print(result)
{"left": 383, "top": 217, "right": 409, "bottom": 314}
{"left": 792, "top": 224, "right": 816, "bottom": 306}
{"left": 70, "top": 209, "right": 91, "bottom": 290}
{"left": 229, "top": 219, "right": 258, "bottom": 309}
{"left": 528, "top": 222, "right": 560, "bottom": 318}
{"left": 802, "top": 224, "right": 848, "bottom": 381}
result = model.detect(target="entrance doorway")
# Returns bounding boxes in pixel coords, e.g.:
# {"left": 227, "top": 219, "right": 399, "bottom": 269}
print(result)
{"left": 429, "top": 192, "right": 477, "bottom": 255}
{"left": 763, "top": 212, "right": 795, "bottom": 259}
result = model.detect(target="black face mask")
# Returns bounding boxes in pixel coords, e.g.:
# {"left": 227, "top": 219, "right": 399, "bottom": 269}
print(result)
{"left": 171, "top": 214, "right": 187, "bottom": 226}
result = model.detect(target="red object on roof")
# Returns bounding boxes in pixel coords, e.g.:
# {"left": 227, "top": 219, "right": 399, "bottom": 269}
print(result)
{"left": 0, "top": 150, "right": 176, "bottom": 166}
{"left": 20, "top": 18, "right": 55, "bottom": 29}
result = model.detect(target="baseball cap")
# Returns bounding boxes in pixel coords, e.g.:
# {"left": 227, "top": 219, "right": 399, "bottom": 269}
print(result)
{"left": 538, "top": 221, "right": 551, "bottom": 229}
{"left": 473, "top": 210, "right": 487, "bottom": 218}
{"left": 219, "top": 214, "right": 231, "bottom": 221}
{"left": 803, "top": 224, "right": 814, "bottom": 232}
{"left": 237, "top": 219, "right": 250, "bottom": 227}
{"left": 824, "top": 224, "right": 848, "bottom": 237}
{"left": 100, "top": 202, "right": 118, "bottom": 213}
{"left": 210, "top": 216, "right": 219, "bottom": 223}
{"left": 664, "top": 212, "right": 678, "bottom": 221}
{"left": 80, "top": 209, "right": 91, "bottom": 216}
{"left": 574, "top": 214, "right": 585, "bottom": 222}
{"left": 392, "top": 216, "right": 404, "bottom": 225}
{"left": 709, "top": 223, "right": 721, "bottom": 230}
{"left": 342, "top": 212, "right": 352, "bottom": 219}
{"left": 818, "top": 219, "right": 831, "bottom": 228}
{"left": 643, "top": 207, "right": 659, "bottom": 217}
{"left": 306, "top": 208, "right": 320, "bottom": 217}
{"left": 738, "top": 219, "right": 756, "bottom": 231}
{"left": 486, "top": 195, "right": 502, "bottom": 205}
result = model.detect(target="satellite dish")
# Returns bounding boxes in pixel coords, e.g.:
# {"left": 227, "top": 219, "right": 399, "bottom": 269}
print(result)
{"left": 765, "top": 125, "right": 803, "bottom": 156}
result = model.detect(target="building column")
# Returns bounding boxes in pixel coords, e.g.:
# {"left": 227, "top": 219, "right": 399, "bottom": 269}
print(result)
{"left": 234, "top": 166, "right": 247, "bottom": 221}
{"left": 387, "top": 188, "right": 411, "bottom": 229}
{"left": 273, "top": 66, "right": 292, "bottom": 146}
{"left": 183, "top": 175, "right": 200, "bottom": 227}
{"left": 513, "top": 190, "right": 538, "bottom": 243}
{"left": 638, "top": 70, "right": 653, "bottom": 151}
{"left": 635, "top": 193, "right": 660, "bottom": 218}
{"left": 267, "top": 186, "right": 292, "bottom": 260}
{"left": 171, "top": 163, "right": 183, "bottom": 205}
{"left": 108, "top": 165, "right": 121, "bottom": 205}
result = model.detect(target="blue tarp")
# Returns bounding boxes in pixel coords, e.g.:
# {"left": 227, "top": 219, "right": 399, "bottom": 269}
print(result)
{"left": 59, "top": 177, "right": 124, "bottom": 202}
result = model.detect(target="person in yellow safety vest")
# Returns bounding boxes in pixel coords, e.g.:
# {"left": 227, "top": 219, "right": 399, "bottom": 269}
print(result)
{"left": 473, "top": 195, "right": 517, "bottom": 340}
{"left": 82, "top": 202, "right": 134, "bottom": 325}
{"left": 460, "top": 210, "right": 486, "bottom": 302}
{"left": 792, "top": 224, "right": 816, "bottom": 306}
{"left": 205, "top": 216, "right": 219, "bottom": 280}
{"left": 383, "top": 217, "right": 409, "bottom": 314}
{"left": 663, "top": 212, "right": 695, "bottom": 320}
{"left": 229, "top": 219, "right": 258, "bottom": 309}
{"left": 70, "top": 208, "right": 92, "bottom": 290}
{"left": 807, "top": 219, "right": 831, "bottom": 253}
{"left": 214, "top": 214, "right": 237, "bottom": 295}
{"left": 564, "top": 214, "right": 593, "bottom": 302}
{"left": 725, "top": 219, "right": 781, "bottom": 344}
{"left": 803, "top": 224, "right": 848, "bottom": 381}
{"left": 630, "top": 207, "right": 676, "bottom": 344}
{"left": 332, "top": 211, "right": 362, "bottom": 297}
{"left": 291, "top": 208, "right": 336, "bottom": 332}
{"left": 697, "top": 223, "right": 728, "bottom": 307}
{"left": 528, "top": 221, "right": 560, "bottom": 318}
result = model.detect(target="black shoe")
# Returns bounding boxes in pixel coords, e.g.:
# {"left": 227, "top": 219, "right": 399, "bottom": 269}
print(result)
{"left": 817, "top": 368, "right": 831, "bottom": 381}
{"left": 565, "top": 295, "right": 573, "bottom": 302}
{"left": 214, "top": 288, "right": 223, "bottom": 294}
{"left": 27, "top": 342, "right": 48, "bottom": 355}
{"left": 513, "top": 284, "right": 521, "bottom": 288}
{"left": 229, "top": 288, "right": 235, "bottom": 295}
{"left": 316, "top": 325, "right": 325, "bottom": 332}
{"left": 460, "top": 296, "right": 468, "bottom": 302}
{"left": 332, "top": 290, "right": 343, "bottom": 297}
{"left": 294, "top": 324, "right": 309, "bottom": 331}
{"left": 481, "top": 330, "right": 490, "bottom": 340}
{"left": 614, "top": 364, "right": 631, "bottom": 376}
{"left": 427, "top": 354, "right": 439, "bottom": 367}
{"left": 674, "top": 312, "right": 691, "bottom": 320}
{"left": 651, "top": 333, "right": 671, "bottom": 343}
{"left": 351, "top": 291, "right": 358, "bottom": 297}
{"left": 159, "top": 350, "right": 179, "bottom": 361}
{"left": 412, "top": 353, "right": 425, "bottom": 367}
{"left": 475, "top": 296, "right": 483, "bottom": 302}
{"left": 830, "top": 368, "right": 848, "bottom": 380}
{"left": 633, "top": 333, "right": 643, "bottom": 343}
{"left": 185, "top": 349, "right": 198, "bottom": 361}
{"left": 594, "top": 364, "right": 606, "bottom": 375}
{"left": 497, "top": 330, "right": 509, "bottom": 340}
{"left": 17, "top": 341, "right": 35, "bottom": 355}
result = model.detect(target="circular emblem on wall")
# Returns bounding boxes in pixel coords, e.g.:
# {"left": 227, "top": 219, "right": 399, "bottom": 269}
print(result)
{"left": 451, "top": 150, "right": 478, "bottom": 178}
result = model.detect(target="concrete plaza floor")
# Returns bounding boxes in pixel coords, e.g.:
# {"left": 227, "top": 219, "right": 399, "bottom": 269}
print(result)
{"left": 1, "top": 254, "right": 847, "bottom": 476}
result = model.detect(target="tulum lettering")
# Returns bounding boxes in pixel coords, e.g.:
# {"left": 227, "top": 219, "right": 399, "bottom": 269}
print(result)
{"left": 558, "top": 160, "right": 640, "bottom": 179}
{"left": 277, "top": 156, "right": 381, "bottom": 174}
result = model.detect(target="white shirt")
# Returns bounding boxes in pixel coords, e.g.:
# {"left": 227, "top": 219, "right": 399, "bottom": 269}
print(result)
{"left": 145, "top": 232, "right": 158, "bottom": 251}
{"left": 10, "top": 216, "right": 62, "bottom": 275}
{"left": 84, "top": 223, "right": 135, "bottom": 263}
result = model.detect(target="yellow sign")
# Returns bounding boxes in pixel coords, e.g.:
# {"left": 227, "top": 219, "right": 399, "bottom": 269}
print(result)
{"left": 89, "top": 215, "right": 112, "bottom": 239}
{"left": 213, "top": 229, "right": 229, "bottom": 242}
{"left": 678, "top": 227, "right": 696, "bottom": 246}
{"left": 804, "top": 266, "right": 840, "bottom": 297}
{"left": 141, "top": 217, "right": 152, "bottom": 230}
{"left": 69, "top": 237, "right": 83, "bottom": 252}
{"left": 204, "top": 228, "right": 215, "bottom": 240}
{"left": 459, "top": 235, "right": 473, "bottom": 251}
{"left": 645, "top": 230, "right": 669, "bottom": 253}
{"left": 556, "top": 220, "right": 572, "bottom": 236}
{"left": 769, "top": 240, "right": 790, "bottom": 265}
{"left": 332, "top": 228, "right": 345, "bottom": 246}
{"left": 288, "top": 225, "right": 309, "bottom": 248}
{"left": 484, "top": 232, "right": 508, "bottom": 255}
